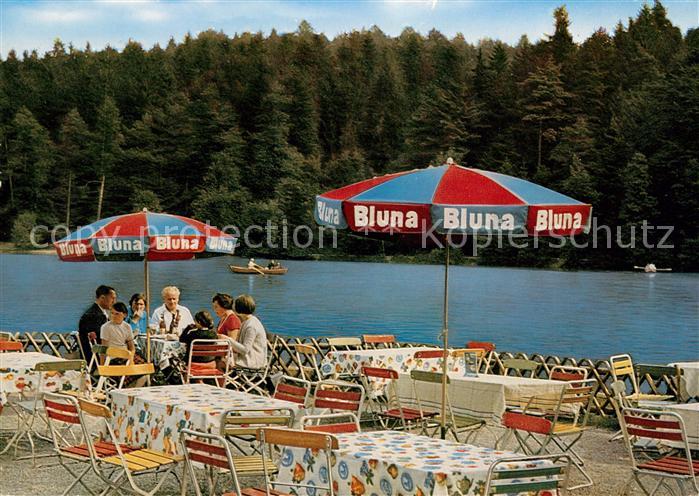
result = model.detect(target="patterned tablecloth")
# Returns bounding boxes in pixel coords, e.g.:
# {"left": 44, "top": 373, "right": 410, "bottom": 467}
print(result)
{"left": 396, "top": 372, "right": 567, "bottom": 422}
{"left": 0, "top": 352, "right": 83, "bottom": 405}
{"left": 671, "top": 362, "right": 699, "bottom": 398}
{"left": 135, "top": 335, "right": 185, "bottom": 369}
{"left": 109, "top": 384, "right": 304, "bottom": 455}
{"left": 320, "top": 347, "right": 477, "bottom": 394}
{"left": 661, "top": 403, "right": 699, "bottom": 450}
{"left": 274, "top": 430, "right": 555, "bottom": 496}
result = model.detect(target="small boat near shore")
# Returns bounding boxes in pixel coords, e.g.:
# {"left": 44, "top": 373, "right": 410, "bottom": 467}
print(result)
{"left": 229, "top": 265, "right": 288, "bottom": 275}
{"left": 634, "top": 264, "right": 672, "bottom": 273}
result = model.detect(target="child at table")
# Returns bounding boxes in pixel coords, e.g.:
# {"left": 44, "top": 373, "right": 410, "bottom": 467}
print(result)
{"left": 179, "top": 311, "right": 220, "bottom": 382}
{"left": 101, "top": 302, "right": 136, "bottom": 357}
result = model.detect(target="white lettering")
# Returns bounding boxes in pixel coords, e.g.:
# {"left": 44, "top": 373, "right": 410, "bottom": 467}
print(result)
{"left": 353, "top": 205, "right": 419, "bottom": 229}
{"left": 405, "top": 211, "right": 418, "bottom": 229}
{"left": 59, "top": 242, "right": 88, "bottom": 257}
{"left": 444, "top": 208, "right": 459, "bottom": 229}
{"left": 355, "top": 205, "right": 369, "bottom": 227}
{"left": 317, "top": 200, "right": 341, "bottom": 226}
{"left": 535, "top": 209, "right": 581, "bottom": 232}
{"left": 96, "top": 238, "right": 144, "bottom": 253}
{"left": 444, "top": 208, "right": 518, "bottom": 231}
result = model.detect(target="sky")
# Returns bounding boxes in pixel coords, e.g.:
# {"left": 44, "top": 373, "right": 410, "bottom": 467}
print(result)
{"left": 1, "top": 0, "right": 697, "bottom": 57}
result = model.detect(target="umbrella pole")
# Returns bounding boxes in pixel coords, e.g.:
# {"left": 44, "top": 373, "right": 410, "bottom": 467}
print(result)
{"left": 441, "top": 241, "right": 450, "bottom": 439}
{"left": 145, "top": 258, "right": 151, "bottom": 364}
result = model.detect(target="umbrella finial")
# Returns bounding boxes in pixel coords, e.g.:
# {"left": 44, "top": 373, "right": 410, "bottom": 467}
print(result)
{"left": 142, "top": 207, "right": 148, "bottom": 212}
{"left": 446, "top": 157, "right": 454, "bottom": 165}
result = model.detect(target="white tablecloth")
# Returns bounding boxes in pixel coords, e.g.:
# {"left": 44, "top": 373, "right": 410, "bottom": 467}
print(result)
{"left": 671, "top": 362, "right": 699, "bottom": 398}
{"left": 274, "top": 430, "right": 555, "bottom": 496}
{"left": 396, "top": 372, "right": 567, "bottom": 422}
{"left": 109, "top": 384, "right": 304, "bottom": 454}
{"left": 0, "top": 352, "right": 83, "bottom": 405}
{"left": 661, "top": 403, "right": 699, "bottom": 450}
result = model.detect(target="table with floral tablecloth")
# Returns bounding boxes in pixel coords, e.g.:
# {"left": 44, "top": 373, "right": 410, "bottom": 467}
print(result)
{"left": 109, "top": 384, "right": 304, "bottom": 455}
{"left": 0, "top": 352, "right": 83, "bottom": 405}
{"left": 135, "top": 335, "right": 185, "bottom": 369}
{"left": 274, "top": 430, "right": 556, "bottom": 496}
{"left": 396, "top": 372, "right": 568, "bottom": 422}
{"left": 320, "top": 347, "right": 477, "bottom": 395}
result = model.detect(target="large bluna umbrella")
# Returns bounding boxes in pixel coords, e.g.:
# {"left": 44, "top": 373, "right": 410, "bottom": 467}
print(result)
{"left": 53, "top": 209, "right": 237, "bottom": 361}
{"left": 314, "top": 159, "right": 592, "bottom": 436}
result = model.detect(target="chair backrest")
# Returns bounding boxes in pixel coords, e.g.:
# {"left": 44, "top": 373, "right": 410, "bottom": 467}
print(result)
{"left": 186, "top": 339, "right": 231, "bottom": 384}
{"left": 484, "top": 455, "right": 571, "bottom": 495}
{"left": 180, "top": 429, "right": 242, "bottom": 496}
{"left": 96, "top": 362, "right": 154, "bottom": 391}
{"left": 273, "top": 375, "right": 312, "bottom": 406}
{"left": 619, "top": 406, "right": 694, "bottom": 476}
{"left": 451, "top": 348, "right": 484, "bottom": 374}
{"left": 0, "top": 340, "right": 23, "bottom": 352}
{"left": 410, "top": 369, "right": 449, "bottom": 385}
{"left": 467, "top": 340, "right": 496, "bottom": 353}
{"left": 609, "top": 354, "right": 639, "bottom": 395}
{"left": 35, "top": 359, "right": 86, "bottom": 373}
{"left": 635, "top": 363, "right": 682, "bottom": 400}
{"left": 362, "top": 334, "right": 396, "bottom": 348}
{"left": 221, "top": 408, "right": 294, "bottom": 437}
{"left": 549, "top": 365, "right": 588, "bottom": 382}
{"left": 325, "top": 337, "right": 362, "bottom": 350}
{"left": 414, "top": 349, "right": 444, "bottom": 359}
{"left": 43, "top": 393, "right": 85, "bottom": 455}
{"left": 291, "top": 343, "right": 321, "bottom": 381}
{"left": 301, "top": 412, "right": 360, "bottom": 433}
{"left": 258, "top": 427, "right": 337, "bottom": 495}
{"left": 503, "top": 358, "right": 539, "bottom": 377}
{"left": 313, "top": 380, "right": 365, "bottom": 413}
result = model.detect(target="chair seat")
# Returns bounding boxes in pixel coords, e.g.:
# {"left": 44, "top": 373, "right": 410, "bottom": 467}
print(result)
{"left": 61, "top": 441, "right": 136, "bottom": 460}
{"left": 224, "top": 488, "right": 289, "bottom": 496}
{"left": 638, "top": 455, "right": 699, "bottom": 476}
{"left": 231, "top": 455, "right": 277, "bottom": 475}
{"left": 188, "top": 367, "right": 225, "bottom": 377}
{"left": 551, "top": 422, "right": 587, "bottom": 434}
{"left": 380, "top": 407, "right": 437, "bottom": 421}
{"left": 101, "top": 448, "right": 182, "bottom": 472}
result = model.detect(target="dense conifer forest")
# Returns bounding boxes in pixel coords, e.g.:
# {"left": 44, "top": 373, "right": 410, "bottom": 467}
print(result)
{"left": 1, "top": 2, "right": 697, "bottom": 270}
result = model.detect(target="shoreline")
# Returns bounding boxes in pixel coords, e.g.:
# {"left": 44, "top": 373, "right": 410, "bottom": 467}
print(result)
{"left": 0, "top": 243, "right": 685, "bottom": 273}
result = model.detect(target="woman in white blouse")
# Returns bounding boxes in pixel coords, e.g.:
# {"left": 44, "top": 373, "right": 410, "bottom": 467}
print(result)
{"left": 230, "top": 294, "right": 267, "bottom": 369}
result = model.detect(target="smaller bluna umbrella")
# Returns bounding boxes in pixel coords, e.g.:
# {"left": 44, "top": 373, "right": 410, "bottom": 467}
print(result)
{"left": 314, "top": 159, "right": 592, "bottom": 437}
{"left": 53, "top": 209, "right": 237, "bottom": 362}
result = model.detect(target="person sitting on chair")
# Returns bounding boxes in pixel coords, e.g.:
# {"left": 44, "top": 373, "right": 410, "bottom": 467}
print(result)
{"left": 180, "top": 311, "right": 220, "bottom": 382}
{"left": 126, "top": 293, "right": 148, "bottom": 335}
{"left": 230, "top": 294, "right": 267, "bottom": 370}
{"left": 150, "top": 286, "right": 194, "bottom": 335}
{"left": 78, "top": 285, "right": 116, "bottom": 364}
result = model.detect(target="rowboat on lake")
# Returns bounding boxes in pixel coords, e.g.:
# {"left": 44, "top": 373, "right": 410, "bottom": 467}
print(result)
{"left": 229, "top": 265, "right": 288, "bottom": 275}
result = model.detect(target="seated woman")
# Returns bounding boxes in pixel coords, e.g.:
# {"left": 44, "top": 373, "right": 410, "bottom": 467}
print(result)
{"left": 179, "top": 310, "right": 219, "bottom": 376}
{"left": 212, "top": 293, "right": 241, "bottom": 341}
{"left": 126, "top": 293, "right": 148, "bottom": 335}
{"left": 229, "top": 295, "right": 267, "bottom": 370}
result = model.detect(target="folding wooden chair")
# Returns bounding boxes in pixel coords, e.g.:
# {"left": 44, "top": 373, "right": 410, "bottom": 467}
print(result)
{"left": 618, "top": 406, "right": 699, "bottom": 496}
{"left": 503, "top": 358, "right": 539, "bottom": 378}
{"left": 451, "top": 348, "right": 483, "bottom": 374}
{"left": 362, "top": 334, "right": 396, "bottom": 349}
{"left": 4, "top": 359, "right": 88, "bottom": 462}
{"left": 181, "top": 428, "right": 246, "bottom": 496}
{"left": 483, "top": 454, "right": 572, "bottom": 495}
{"left": 289, "top": 343, "right": 321, "bottom": 382}
{"left": 300, "top": 412, "right": 361, "bottom": 433}
{"left": 91, "top": 346, "right": 136, "bottom": 397}
{"left": 185, "top": 339, "right": 231, "bottom": 387}
{"left": 549, "top": 365, "right": 588, "bottom": 381}
{"left": 360, "top": 366, "right": 433, "bottom": 431}
{"left": 502, "top": 378, "right": 597, "bottom": 489}
{"left": 258, "top": 427, "right": 338, "bottom": 496}
{"left": 410, "top": 370, "right": 485, "bottom": 442}
{"left": 0, "top": 340, "right": 23, "bottom": 352}
{"left": 467, "top": 340, "right": 496, "bottom": 373}
{"left": 220, "top": 408, "right": 294, "bottom": 462}
{"left": 272, "top": 375, "right": 312, "bottom": 407}
{"left": 43, "top": 393, "right": 135, "bottom": 496}
{"left": 76, "top": 397, "right": 182, "bottom": 496}
{"left": 610, "top": 354, "right": 673, "bottom": 403}
{"left": 312, "top": 379, "right": 365, "bottom": 417}
{"left": 95, "top": 363, "right": 155, "bottom": 397}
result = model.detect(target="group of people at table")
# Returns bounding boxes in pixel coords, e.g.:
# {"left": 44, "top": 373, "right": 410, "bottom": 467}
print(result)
{"left": 77, "top": 284, "right": 267, "bottom": 375}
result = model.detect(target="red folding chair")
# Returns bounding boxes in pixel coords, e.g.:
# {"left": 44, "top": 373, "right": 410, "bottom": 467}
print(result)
{"left": 272, "top": 375, "right": 312, "bottom": 407}
{"left": 301, "top": 412, "right": 361, "bottom": 433}
{"left": 362, "top": 334, "right": 396, "bottom": 349}
{"left": 185, "top": 339, "right": 231, "bottom": 387}
{"left": 312, "top": 379, "right": 365, "bottom": 416}
{"left": 618, "top": 406, "right": 699, "bottom": 496}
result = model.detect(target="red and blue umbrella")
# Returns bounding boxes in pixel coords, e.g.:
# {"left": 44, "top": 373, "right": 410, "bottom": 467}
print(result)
{"left": 315, "top": 161, "right": 591, "bottom": 236}
{"left": 53, "top": 210, "right": 237, "bottom": 362}
{"left": 54, "top": 210, "right": 236, "bottom": 262}
{"left": 314, "top": 159, "right": 592, "bottom": 436}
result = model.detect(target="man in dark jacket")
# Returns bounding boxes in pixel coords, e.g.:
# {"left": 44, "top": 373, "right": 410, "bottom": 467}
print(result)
{"left": 78, "top": 285, "right": 116, "bottom": 364}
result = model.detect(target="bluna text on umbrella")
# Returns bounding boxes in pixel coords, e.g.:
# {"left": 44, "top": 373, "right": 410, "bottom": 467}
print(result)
{"left": 354, "top": 205, "right": 420, "bottom": 228}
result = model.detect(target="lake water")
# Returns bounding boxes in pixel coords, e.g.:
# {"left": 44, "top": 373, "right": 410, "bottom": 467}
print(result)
{"left": 0, "top": 254, "right": 697, "bottom": 362}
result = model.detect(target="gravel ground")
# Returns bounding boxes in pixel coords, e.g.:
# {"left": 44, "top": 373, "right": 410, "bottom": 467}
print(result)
{"left": 0, "top": 410, "right": 681, "bottom": 496}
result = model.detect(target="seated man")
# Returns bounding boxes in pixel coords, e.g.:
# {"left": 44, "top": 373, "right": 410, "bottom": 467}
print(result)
{"left": 150, "top": 286, "right": 194, "bottom": 335}
{"left": 78, "top": 285, "right": 116, "bottom": 364}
